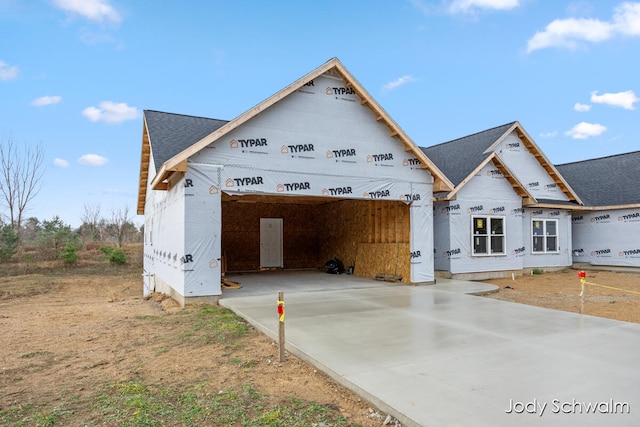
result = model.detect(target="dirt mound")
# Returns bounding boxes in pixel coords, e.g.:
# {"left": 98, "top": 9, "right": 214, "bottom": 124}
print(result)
{"left": 145, "top": 291, "right": 182, "bottom": 312}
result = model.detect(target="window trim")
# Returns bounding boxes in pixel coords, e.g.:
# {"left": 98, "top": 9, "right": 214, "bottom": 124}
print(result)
{"left": 531, "top": 218, "right": 559, "bottom": 254}
{"left": 471, "top": 215, "right": 506, "bottom": 256}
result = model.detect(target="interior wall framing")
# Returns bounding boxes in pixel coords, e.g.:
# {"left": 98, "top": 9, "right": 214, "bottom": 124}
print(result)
{"left": 221, "top": 197, "right": 411, "bottom": 281}
{"left": 222, "top": 200, "right": 320, "bottom": 271}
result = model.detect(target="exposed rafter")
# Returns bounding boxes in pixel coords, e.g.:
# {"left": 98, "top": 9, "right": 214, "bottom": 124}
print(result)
{"left": 444, "top": 153, "right": 536, "bottom": 205}
{"left": 137, "top": 120, "right": 152, "bottom": 215}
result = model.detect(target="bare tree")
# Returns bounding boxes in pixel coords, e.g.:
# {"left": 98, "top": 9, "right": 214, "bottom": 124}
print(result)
{"left": 0, "top": 136, "right": 45, "bottom": 230}
{"left": 80, "top": 203, "right": 102, "bottom": 241}
{"left": 111, "top": 205, "right": 131, "bottom": 248}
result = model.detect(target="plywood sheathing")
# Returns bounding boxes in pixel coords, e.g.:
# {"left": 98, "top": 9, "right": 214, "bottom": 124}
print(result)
{"left": 367, "top": 200, "right": 410, "bottom": 244}
{"left": 355, "top": 243, "right": 410, "bottom": 281}
{"left": 318, "top": 200, "right": 365, "bottom": 270}
{"left": 221, "top": 196, "right": 411, "bottom": 282}
{"left": 318, "top": 200, "right": 410, "bottom": 282}
{"left": 222, "top": 200, "right": 320, "bottom": 272}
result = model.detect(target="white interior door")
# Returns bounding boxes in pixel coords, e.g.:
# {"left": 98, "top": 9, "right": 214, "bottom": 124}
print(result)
{"left": 260, "top": 218, "right": 283, "bottom": 268}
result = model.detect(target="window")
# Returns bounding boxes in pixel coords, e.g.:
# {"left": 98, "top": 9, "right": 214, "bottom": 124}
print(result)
{"left": 532, "top": 219, "right": 558, "bottom": 253}
{"left": 472, "top": 216, "right": 505, "bottom": 255}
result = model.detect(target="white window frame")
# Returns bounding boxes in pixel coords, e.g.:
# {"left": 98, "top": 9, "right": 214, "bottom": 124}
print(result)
{"left": 531, "top": 218, "right": 559, "bottom": 254}
{"left": 471, "top": 215, "right": 506, "bottom": 256}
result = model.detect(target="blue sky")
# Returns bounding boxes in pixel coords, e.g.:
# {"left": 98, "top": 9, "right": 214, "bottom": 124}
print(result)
{"left": 1, "top": 0, "right": 639, "bottom": 228}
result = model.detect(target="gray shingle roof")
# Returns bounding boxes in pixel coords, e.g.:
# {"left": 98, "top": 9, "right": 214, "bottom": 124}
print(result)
{"left": 556, "top": 151, "right": 640, "bottom": 207}
{"left": 420, "top": 122, "right": 516, "bottom": 186}
{"left": 144, "top": 110, "right": 229, "bottom": 171}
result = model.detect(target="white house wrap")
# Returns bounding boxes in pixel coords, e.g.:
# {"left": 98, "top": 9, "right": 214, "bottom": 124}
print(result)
{"left": 139, "top": 59, "right": 638, "bottom": 305}
{"left": 558, "top": 151, "right": 640, "bottom": 268}
{"left": 138, "top": 58, "right": 451, "bottom": 305}
{"left": 423, "top": 122, "right": 582, "bottom": 279}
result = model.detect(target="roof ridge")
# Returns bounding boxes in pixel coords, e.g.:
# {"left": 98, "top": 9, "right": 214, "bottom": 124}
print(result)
{"left": 421, "top": 121, "right": 517, "bottom": 150}
{"left": 144, "top": 109, "right": 229, "bottom": 122}
{"left": 556, "top": 150, "right": 640, "bottom": 167}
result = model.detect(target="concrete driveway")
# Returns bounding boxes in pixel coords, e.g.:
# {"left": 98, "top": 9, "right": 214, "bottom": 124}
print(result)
{"left": 220, "top": 271, "right": 640, "bottom": 427}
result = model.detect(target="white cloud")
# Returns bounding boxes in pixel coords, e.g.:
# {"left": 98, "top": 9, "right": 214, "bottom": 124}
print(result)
{"left": 53, "top": 0, "right": 121, "bottom": 24}
{"left": 565, "top": 122, "right": 607, "bottom": 139}
{"left": 574, "top": 102, "right": 591, "bottom": 112}
{"left": 590, "top": 90, "right": 639, "bottom": 110}
{"left": 53, "top": 158, "right": 70, "bottom": 168}
{"left": 613, "top": 2, "right": 640, "bottom": 35}
{"left": 382, "top": 75, "right": 418, "bottom": 93}
{"left": 449, "top": 0, "right": 520, "bottom": 14}
{"left": 540, "top": 131, "right": 558, "bottom": 138}
{"left": 78, "top": 154, "right": 109, "bottom": 166}
{"left": 527, "top": 3, "right": 640, "bottom": 52}
{"left": 31, "top": 96, "right": 62, "bottom": 107}
{"left": 0, "top": 60, "right": 18, "bottom": 81}
{"left": 82, "top": 101, "right": 139, "bottom": 123}
{"left": 527, "top": 18, "right": 612, "bottom": 52}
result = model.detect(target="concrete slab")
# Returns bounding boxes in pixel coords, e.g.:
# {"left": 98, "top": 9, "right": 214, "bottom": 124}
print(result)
{"left": 220, "top": 271, "right": 640, "bottom": 427}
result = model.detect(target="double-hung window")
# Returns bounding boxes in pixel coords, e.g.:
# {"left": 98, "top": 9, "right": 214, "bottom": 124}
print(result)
{"left": 472, "top": 216, "right": 505, "bottom": 256}
{"left": 532, "top": 219, "right": 558, "bottom": 253}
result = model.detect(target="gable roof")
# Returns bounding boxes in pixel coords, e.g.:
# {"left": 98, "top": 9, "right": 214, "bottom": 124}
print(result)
{"left": 443, "top": 151, "right": 536, "bottom": 204}
{"left": 421, "top": 122, "right": 515, "bottom": 186}
{"left": 421, "top": 121, "right": 582, "bottom": 206}
{"left": 137, "top": 111, "right": 228, "bottom": 213}
{"left": 145, "top": 110, "right": 229, "bottom": 171}
{"left": 556, "top": 151, "right": 640, "bottom": 209}
{"left": 137, "top": 57, "right": 453, "bottom": 214}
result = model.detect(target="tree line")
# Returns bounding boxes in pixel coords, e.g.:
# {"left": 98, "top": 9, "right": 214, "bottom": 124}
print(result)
{"left": 0, "top": 136, "right": 141, "bottom": 263}
{"left": 0, "top": 205, "right": 143, "bottom": 263}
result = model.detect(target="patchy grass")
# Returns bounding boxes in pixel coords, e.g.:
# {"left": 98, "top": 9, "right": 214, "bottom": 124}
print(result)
{"left": 0, "top": 404, "right": 72, "bottom": 427}
{"left": 91, "top": 381, "right": 353, "bottom": 427}
{"left": 1, "top": 375, "right": 356, "bottom": 427}
{"left": 0, "top": 243, "right": 143, "bottom": 278}
{"left": 0, "top": 244, "right": 376, "bottom": 426}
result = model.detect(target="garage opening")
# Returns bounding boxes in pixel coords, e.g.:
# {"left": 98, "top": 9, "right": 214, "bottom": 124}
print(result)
{"left": 221, "top": 194, "right": 411, "bottom": 282}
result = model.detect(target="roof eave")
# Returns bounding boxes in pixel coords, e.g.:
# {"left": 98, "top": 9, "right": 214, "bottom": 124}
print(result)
{"left": 525, "top": 201, "right": 584, "bottom": 210}
{"left": 332, "top": 62, "right": 454, "bottom": 192}
{"left": 149, "top": 159, "right": 188, "bottom": 191}
{"left": 575, "top": 203, "right": 640, "bottom": 211}
{"left": 137, "top": 118, "right": 151, "bottom": 215}
{"left": 445, "top": 152, "right": 535, "bottom": 203}
{"left": 491, "top": 154, "right": 537, "bottom": 204}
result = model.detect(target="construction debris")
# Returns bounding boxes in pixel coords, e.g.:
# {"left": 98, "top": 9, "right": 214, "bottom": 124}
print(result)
{"left": 221, "top": 278, "right": 242, "bottom": 289}
{"left": 375, "top": 273, "right": 403, "bottom": 283}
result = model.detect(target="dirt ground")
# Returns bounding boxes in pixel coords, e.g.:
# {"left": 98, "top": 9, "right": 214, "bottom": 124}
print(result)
{"left": 0, "top": 265, "right": 389, "bottom": 426}
{"left": 481, "top": 268, "right": 640, "bottom": 324}
{"left": 1, "top": 258, "right": 639, "bottom": 426}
